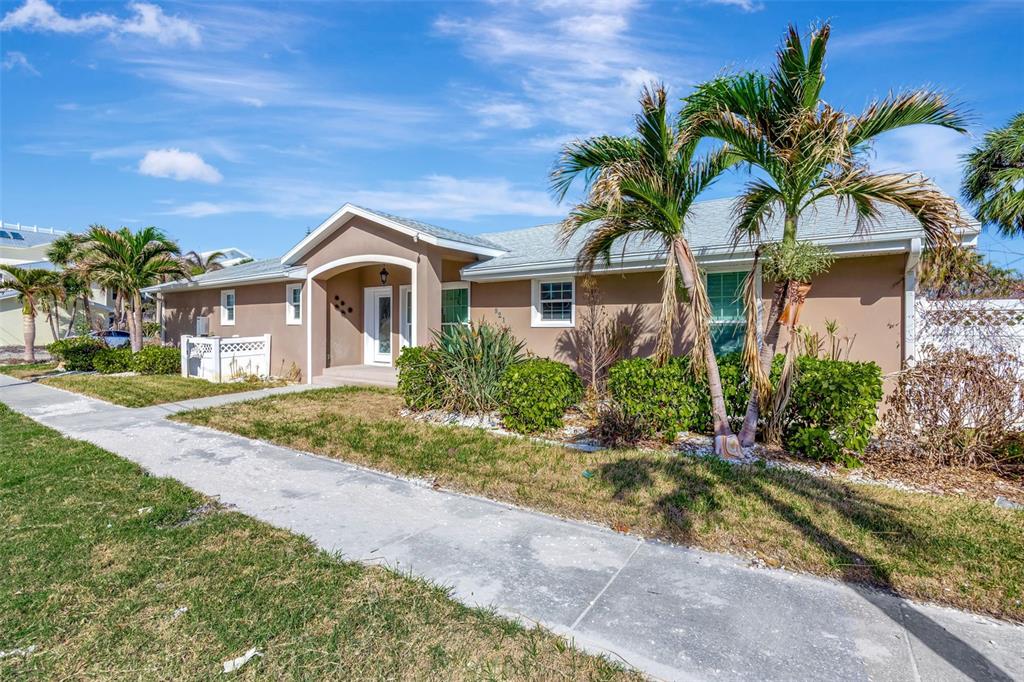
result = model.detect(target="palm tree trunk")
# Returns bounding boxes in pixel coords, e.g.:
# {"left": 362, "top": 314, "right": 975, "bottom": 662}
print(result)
{"left": 738, "top": 280, "right": 787, "bottom": 445}
{"left": 672, "top": 240, "right": 737, "bottom": 455}
{"left": 82, "top": 293, "right": 95, "bottom": 332}
{"left": 736, "top": 212, "right": 800, "bottom": 446}
{"left": 23, "top": 312, "right": 36, "bottom": 363}
{"left": 64, "top": 299, "right": 79, "bottom": 338}
{"left": 46, "top": 304, "right": 59, "bottom": 341}
{"left": 132, "top": 291, "right": 145, "bottom": 352}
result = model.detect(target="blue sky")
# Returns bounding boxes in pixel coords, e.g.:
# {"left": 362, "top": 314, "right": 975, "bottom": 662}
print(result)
{"left": 1, "top": 0, "right": 1022, "bottom": 269}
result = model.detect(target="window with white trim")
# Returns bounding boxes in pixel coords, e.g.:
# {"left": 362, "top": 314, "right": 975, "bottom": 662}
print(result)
{"left": 706, "top": 271, "right": 745, "bottom": 355}
{"left": 531, "top": 278, "right": 574, "bottom": 327}
{"left": 441, "top": 282, "right": 470, "bottom": 335}
{"left": 286, "top": 283, "right": 302, "bottom": 325}
{"left": 220, "top": 289, "right": 235, "bottom": 326}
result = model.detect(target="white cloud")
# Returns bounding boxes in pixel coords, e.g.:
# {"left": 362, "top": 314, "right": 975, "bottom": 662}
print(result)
{"left": 164, "top": 175, "right": 560, "bottom": 221}
{"left": 0, "top": 0, "right": 200, "bottom": 47}
{"left": 474, "top": 102, "right": 535, "bottom": 129}
{"left": 2, "top": 50, "right": 39, "bottom": 75}
{"left": 704, "top": 0, "right": 764, "bottom": 12}
{"left": 138, "top": 148, "right": 223, "bottom": 183}
{"left": 868, "top": 126, "right": 974, "bottom": 197}
{"left": 435, "top": 1, "right": 685, "bottom": 139}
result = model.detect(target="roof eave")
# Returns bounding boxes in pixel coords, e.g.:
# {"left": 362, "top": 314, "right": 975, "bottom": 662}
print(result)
{"left": 279, "top": 204, "right": 506, "bottom": 265}
{"left": 143, "top": 268, "right": 306, "bottom": 294}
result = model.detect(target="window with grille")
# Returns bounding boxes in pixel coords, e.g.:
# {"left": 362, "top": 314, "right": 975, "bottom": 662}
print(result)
{"left": 286, "top": 283, "right": 302, "bottom": 325}
{"left": 707, "top": 271, "right": 746, "bottom": 355}
{"left": 441, "top": 284, "right": 469, "bottom": 334}
{"left": 532, "top": 279, "right": 574, "bottom": 327}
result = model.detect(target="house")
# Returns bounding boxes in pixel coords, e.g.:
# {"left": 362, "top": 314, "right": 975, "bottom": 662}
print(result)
{"left": 0, "top": 224, "right": 113, "bottom": 347}
{"left": 146, "top": 200, "right": 981, "bottom": 388}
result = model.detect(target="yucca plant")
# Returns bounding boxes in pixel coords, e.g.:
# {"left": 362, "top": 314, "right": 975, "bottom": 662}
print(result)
{"left": 431, "top": 321, "right": 526, "bottom": 414}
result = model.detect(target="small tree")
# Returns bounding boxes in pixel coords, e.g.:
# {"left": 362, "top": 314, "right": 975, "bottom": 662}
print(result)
{"left": 559, "top": 277, "right": 632, "bottom": 401}
{"left": 0, "top": 265, "right": 61, "bottom": 362}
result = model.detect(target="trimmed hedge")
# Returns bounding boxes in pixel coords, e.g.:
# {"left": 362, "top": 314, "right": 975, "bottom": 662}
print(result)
{"left": 396, "top": 346, "right": 442, "bottom": 410}
{"left": 131, "top": 346, "right": 179, "bottom": 375}
{"left": 607, "top": 356, "right": 703, "bottom": 436}
{"left": 48, "top": 337, "right": 105, "bottom": 371}
{"left": 783, "top": 357, "right": 883, "bottom": 465}
{"left": 93, "top": 347, "right": 133, "bottom": 374}
{"left": 498, "top": 359, "right": 583, "bottom": 434}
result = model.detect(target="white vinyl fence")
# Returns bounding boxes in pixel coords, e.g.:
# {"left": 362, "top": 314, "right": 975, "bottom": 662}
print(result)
{"left": 181, "top": 334, "right": 271, "bottom": 383}
{"left": 915, "top": 298, "right": 1024, "bottom": 361}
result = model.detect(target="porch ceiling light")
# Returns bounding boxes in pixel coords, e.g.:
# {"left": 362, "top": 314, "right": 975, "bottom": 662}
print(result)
{"left": 379, "top": 266, "right": 389, "bottom": 285}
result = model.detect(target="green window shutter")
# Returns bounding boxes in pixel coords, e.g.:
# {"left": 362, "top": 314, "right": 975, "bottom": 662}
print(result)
{"left": 706, "top": 271, "right": 746, "bottom": 355}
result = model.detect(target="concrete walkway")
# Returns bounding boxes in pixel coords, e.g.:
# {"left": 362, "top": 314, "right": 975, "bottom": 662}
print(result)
{"left": 2, "top": 375, "right": 1021, "bottom": 681}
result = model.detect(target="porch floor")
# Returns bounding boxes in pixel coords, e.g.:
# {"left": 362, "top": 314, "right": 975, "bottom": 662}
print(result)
{"left": 313, "top": 364, "right": 398, "bottom": 388}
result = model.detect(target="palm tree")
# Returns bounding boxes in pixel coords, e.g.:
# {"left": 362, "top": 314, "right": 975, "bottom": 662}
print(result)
{"left": 551, "top": 84, "right": 740, "bottom": 455}
{"left": 77, "top": 226, "right": 189, "bottom": 352}
{"left": 0, "top": 265, "right": 61, "bottom": 362}
{"left": 680, "top": 22, "right": 969, "bottom": 445}
{"left": 962, "top": 113, "right": 1024, "bottom": 236}
{"left": 47, "top": 232, "right": 96, "bottom": 335}
{"left": 183, "top": 250, "right": 226, "bottom": 275}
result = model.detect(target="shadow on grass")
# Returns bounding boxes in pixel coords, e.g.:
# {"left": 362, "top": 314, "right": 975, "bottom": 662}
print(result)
{"left": 599, "top": 455, "right": 1015, "bottom": 681}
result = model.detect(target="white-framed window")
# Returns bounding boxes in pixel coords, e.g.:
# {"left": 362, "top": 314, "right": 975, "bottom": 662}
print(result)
{"left": 531, "top": 278, "right": 574, "bottom": 328}
{"left": 706, "top": 271, "right": 746, "bottom": 355}
{"left": 220, "top": 289, "right": 236, "bottom": 326}
{"left": 285, "top": 283, "right": 302, "bottom": 325}
{"left": 441, "top": 282, "right": 470, "bottom": 335}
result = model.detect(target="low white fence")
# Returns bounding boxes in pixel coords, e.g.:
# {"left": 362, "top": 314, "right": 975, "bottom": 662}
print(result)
{"left": 181, "top": 334, "right": 271, "bottom": 383}
{"left": 915, "top": 298, "right": 1024, "bottom": 361}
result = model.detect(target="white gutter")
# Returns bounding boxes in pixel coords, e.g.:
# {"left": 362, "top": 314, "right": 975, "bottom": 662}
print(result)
{"left": 143, "top": 268, "right": 306, "bottom": 294}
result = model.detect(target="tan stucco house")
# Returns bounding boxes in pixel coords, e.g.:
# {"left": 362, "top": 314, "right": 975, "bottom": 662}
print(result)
{"left": 145, "top": 200, "right": 980, "bottom": 388}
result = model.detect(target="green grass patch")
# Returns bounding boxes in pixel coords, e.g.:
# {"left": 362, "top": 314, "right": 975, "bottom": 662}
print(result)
{"left": 40, "top": 374, "right": 283, "bottom": 408}
{"left": 176, "top": 387, "right": 1024, "bottom": 621}
{"left": 0, "top": 362, "right": 59, "bottom": 380}
{"left": 0, "top": 403, "right": 634, "bottom": 680}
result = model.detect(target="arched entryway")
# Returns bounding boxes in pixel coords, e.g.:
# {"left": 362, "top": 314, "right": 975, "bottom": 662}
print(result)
{"left": 305, "top": 254, "right": 418, "bottom": 382}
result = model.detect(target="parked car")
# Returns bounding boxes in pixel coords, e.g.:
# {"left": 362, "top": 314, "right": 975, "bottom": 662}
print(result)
{"left": 91, "top": 330, "right": 131, "bottom": 348}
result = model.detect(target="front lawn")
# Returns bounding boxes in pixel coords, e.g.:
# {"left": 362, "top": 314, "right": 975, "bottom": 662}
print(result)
{"left": 40, "top": 374, "right": 283, "bottom": 408}
{"left": 0, "top": 361, "right": 59, "bottom": 380}
{"left": 0, "top": 404, "right": 633, "bottom": 680}
{"left": 176, "top": 387, "right": 1024, "bottom": 621}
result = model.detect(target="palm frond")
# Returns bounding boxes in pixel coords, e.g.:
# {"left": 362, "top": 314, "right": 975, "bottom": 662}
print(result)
{"left": 732, "top": 179, "right": 783, "bottom": 244}
{"left": 849, "top": 90, "right": 967, "bottom": 148}
{"left": 549, "top": 136, "right": 641, "bottom": 201}
{"left": 815, "top": 168, "right": 965, "bottom": 248}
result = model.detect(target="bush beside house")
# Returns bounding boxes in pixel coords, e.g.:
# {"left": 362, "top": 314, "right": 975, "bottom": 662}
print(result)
{"left": 498, "top": 359, "right": 583, "bottom": 434}
{"left": 48, "top": 337, "right": 105, "bottom": 371}
{"left": 49, "top": 338, "right": 179, "bottom": 375}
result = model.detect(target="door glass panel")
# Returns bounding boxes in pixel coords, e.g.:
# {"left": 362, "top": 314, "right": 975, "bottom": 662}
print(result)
{"left": 403, "top": 290, "right": 412, "bottom": 344}
{"left": 378, "top": 295, "right": 391, "bottom": 354}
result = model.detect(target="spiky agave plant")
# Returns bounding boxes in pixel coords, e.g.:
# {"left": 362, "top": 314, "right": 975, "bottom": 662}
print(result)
{"left": 680, "top": 22, "right": 969, "bottom": 445}
{"left": 551, "top": 84, "right": 741, "bottom": 454}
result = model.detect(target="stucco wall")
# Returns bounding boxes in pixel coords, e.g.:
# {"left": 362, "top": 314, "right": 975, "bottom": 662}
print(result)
{"left": 161, "top": 281, "right": 306, "bottom": 378}
{"left": 470, "top": 254, "right": 907, "bottom": 390}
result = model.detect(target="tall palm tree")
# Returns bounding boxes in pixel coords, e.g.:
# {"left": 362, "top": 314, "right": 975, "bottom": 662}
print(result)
{"left": 962, "top": 112, "right": 1024, "bottom": 236}
{"left": 183, "top": 250, "right": 226, "bottom": 275}
{"left": 551, "top": 84, "right": 740, "bottom": 455}
{"left": 680, "top": 22, "right": 969, "bottom": 445}
{"left": 77, "top": 226, "right": 189, "bottom": 352}
{"left": 0, "top": 265, "right": 61, "bottom": 362}
{"left": 47, "top": 232, "right": 95, "bottom": 335}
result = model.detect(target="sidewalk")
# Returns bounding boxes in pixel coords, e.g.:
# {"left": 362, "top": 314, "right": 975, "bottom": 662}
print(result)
{"left": 2, "top": 375, "right": 1021, "bottom": 681}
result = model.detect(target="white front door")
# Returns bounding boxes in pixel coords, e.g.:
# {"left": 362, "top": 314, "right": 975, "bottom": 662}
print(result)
{"left": 364, "top": 286, "right": 393, "bottom": 365}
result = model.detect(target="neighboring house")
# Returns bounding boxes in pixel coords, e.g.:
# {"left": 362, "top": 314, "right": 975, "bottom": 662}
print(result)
{"left": 146, "top": 200, "right": 981, "bottom": 388}
{"left": 202, "top": 247, "right": 253, "bottom": 268}
{"left": 0, "top": 224, "right": 113, "bottom": 347}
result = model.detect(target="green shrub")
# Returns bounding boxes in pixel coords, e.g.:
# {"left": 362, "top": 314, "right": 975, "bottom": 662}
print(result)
{"left": 607, "top": 356, "right": 703, "bottom": 438}
{"left": 142, "top": 321, "right": 162, "bottom": 338}
{"left": 430, "top": 322, "right": 526, "bottom": 413}
{"left": 48, "top": 336, "right": 105, "bottom": 371}
{"left": 93, "top": 347, "right": 133, "bottom": 374}
{"left": 498, "top": 359, "right": 583, "bottom": 433}
{"left": 783, "top": 356, "right": 883, "bottom": 466}
{"left": 131, "top": 346, "right": 179, "bottom": 375}
{"left": 396, "top": 346, "right": 442, "bottom": 410}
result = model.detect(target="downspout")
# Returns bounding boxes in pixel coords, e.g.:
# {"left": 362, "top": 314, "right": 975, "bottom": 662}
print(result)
{"left": 903, "top": 237, "right": 922, "bottom": 367}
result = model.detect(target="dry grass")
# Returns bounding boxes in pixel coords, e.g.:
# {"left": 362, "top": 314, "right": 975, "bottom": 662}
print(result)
{"left": 40, "top": 374, "right": 284, "bottom": 408}
{"left": 0, "top": 361, "right": 59, "bottom": 380}
{"left": 0, "top": 404, "right": 635, "bottom": 680}
{"left": 176, "top": 387, "right": 1024, "bottom": 621}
